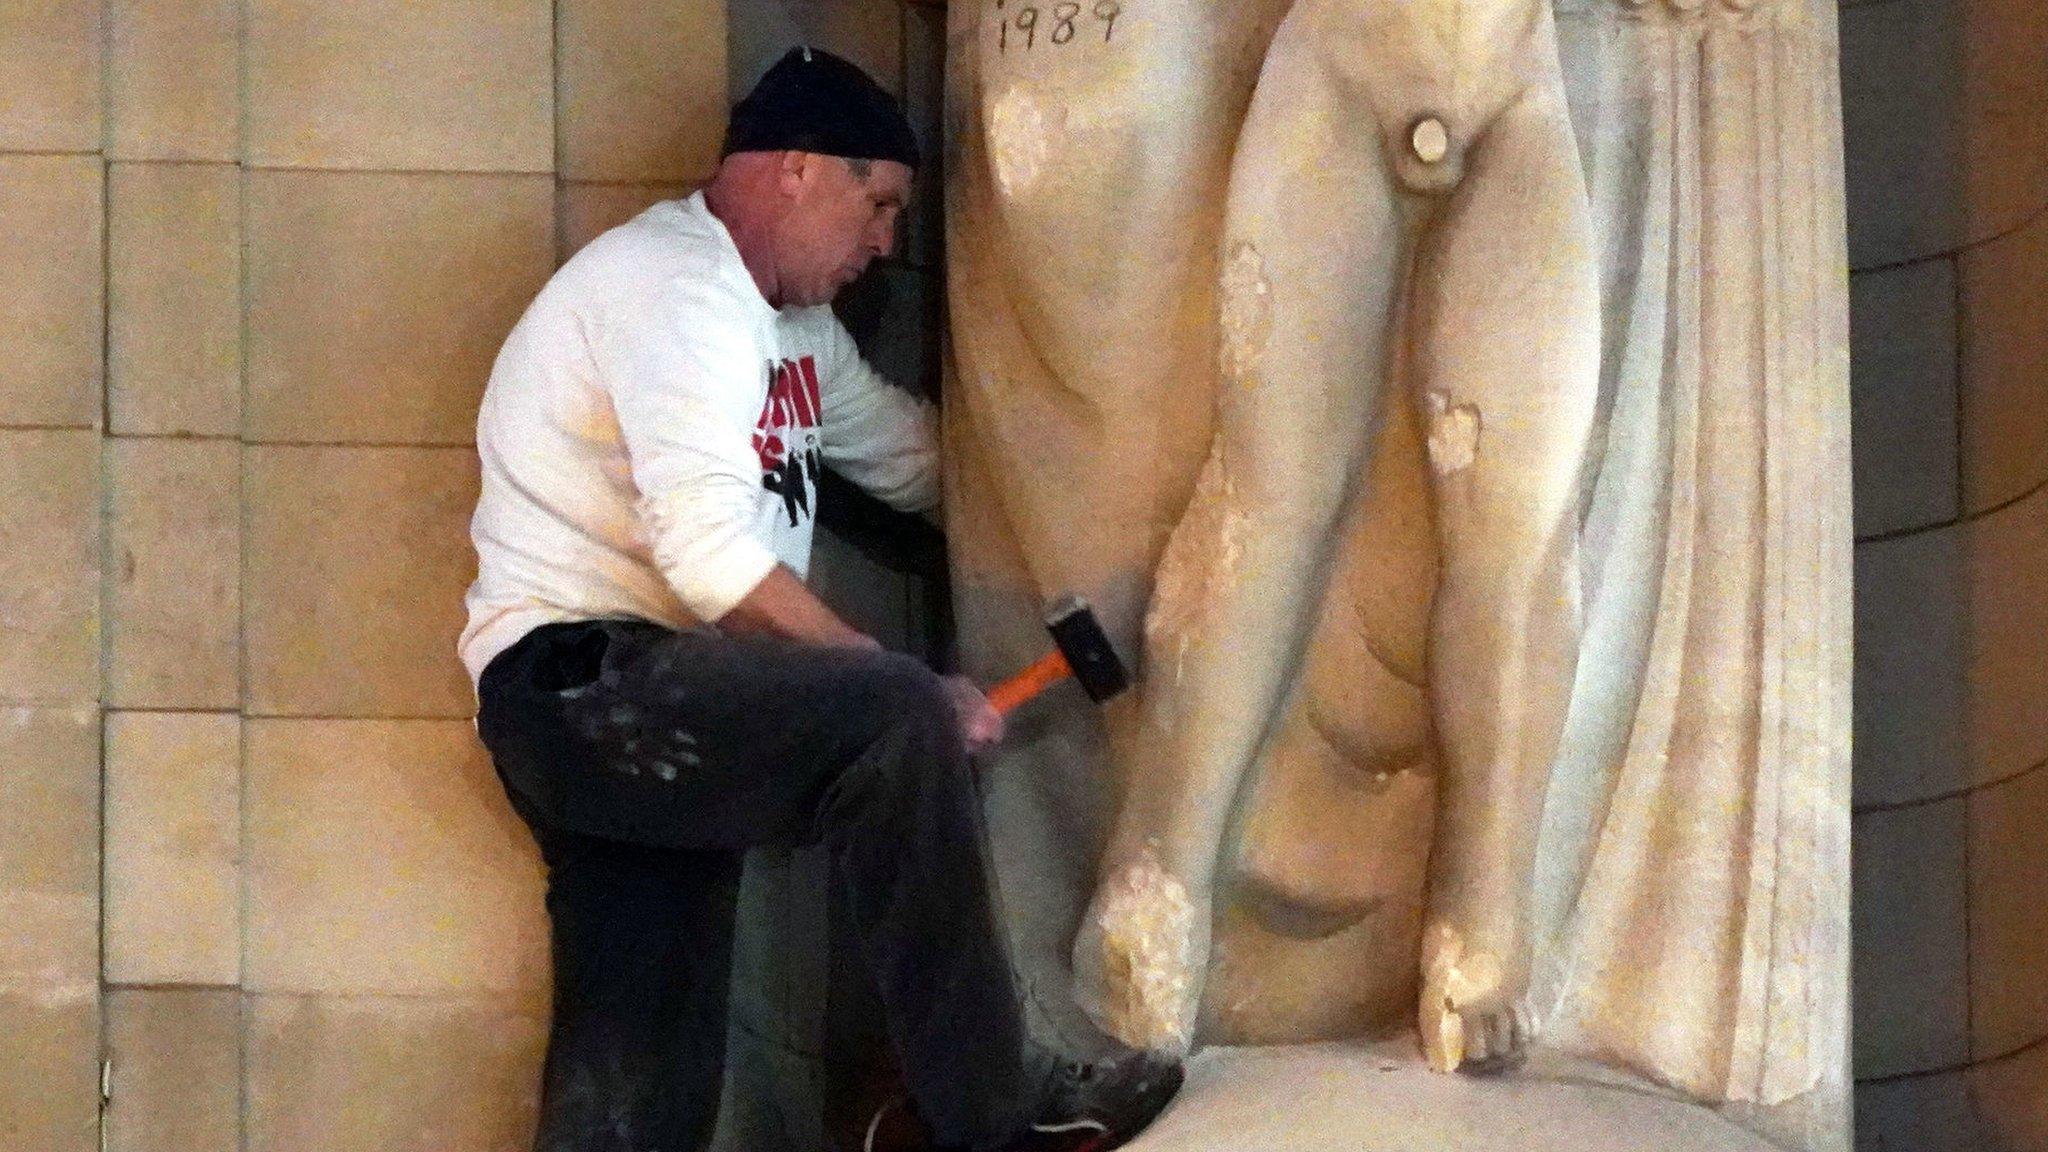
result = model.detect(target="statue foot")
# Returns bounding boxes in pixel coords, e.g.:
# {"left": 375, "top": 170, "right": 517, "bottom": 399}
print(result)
{"left": 1419, "top": 921, "right": 1535, "bottom": 1075}
{"left": 1072, "top": 846, "right": 1210, "bottom": 1058}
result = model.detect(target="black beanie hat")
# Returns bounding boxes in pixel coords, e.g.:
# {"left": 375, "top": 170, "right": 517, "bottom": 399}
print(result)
{"left": 723, "top": 47, "right": 921, "bottom": 170}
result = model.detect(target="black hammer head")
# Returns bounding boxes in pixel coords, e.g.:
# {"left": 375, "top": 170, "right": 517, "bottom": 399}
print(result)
{"left": 1044, "top": 594, "right": 1130, "bottom": 704}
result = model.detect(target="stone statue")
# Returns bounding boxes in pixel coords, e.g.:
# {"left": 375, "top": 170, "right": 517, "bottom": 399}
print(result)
{"left": 945, "top": 0, "right": 1850, "bottom": 1146}
{"left": 1066, "top": 0, "right": 1601, "bottom": 1076}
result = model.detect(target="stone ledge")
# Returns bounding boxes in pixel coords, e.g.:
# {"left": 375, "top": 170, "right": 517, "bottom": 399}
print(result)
{"left": 1128, "top": 1041, "right": 1785, "bottom": 1152}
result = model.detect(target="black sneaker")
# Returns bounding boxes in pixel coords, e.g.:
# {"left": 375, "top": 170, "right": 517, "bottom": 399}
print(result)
{"left": 1003, "top": 1049, "right": 1184, "bottom": 1151}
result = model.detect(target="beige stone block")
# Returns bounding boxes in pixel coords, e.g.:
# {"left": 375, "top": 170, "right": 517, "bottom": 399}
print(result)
{"left": 1850, "top": 801, "right": 1969, "bottom": 1079}
{"left": 1849, "top": 260, "right": 1959, "bottom": 539}
{"left": 1958, "top": 209, "right": 2048, "bottom": 515}
{"left": 242, "top": 446, "right": 480, "bottom": 717}
{"left": 244, "top": 719, "right": 547, "bottom": 996}
{"left": 0, "top": 704, "right": 100, "bottom": 929}
{"left": 246, "top": 0, "right": 553, "bottom": 173}
{"left": 729, "top": 0, "right": 903, "bottom": 101}
{"left": 246, "top": 170, "right": 554, "bottom": 445}
{"left": 0, "top": 705, "right": 101, "bottom": 1152}
{"left": 1963, "top": 484, "right": 2048, "bottom": 789}
{"left": 559, "top": 180, "right": 694, "bottom": 261}
{"left": 0, "top": 432, "right": 102, "bottom": 703}
{"left": 103, "top": 712, "right": 241, "bottom": 986}
{"left": 0, "top": 155, "right": 104, "bottom": 428}
{"left": 108, "top": 0, "right": 239, "bottom": 161}
{"left": 1970, "top": 764, "right": 2048, "bottom": 1058}
{"left": 1971, "top": 1036, "right": 2048, "bottom": 1152}
{"left": 1840, "top": 0, "right": 2048, "bottom": 269}
{"left": 0, "top": 0, "right": 102, "bottom": 151}
{"left": 106, "top": 439, "right": 240, "bottom": 709}
{"left": 1957, "top": 0, "right": 2048, "bottom": 255}
{"left": 108, "top": 162, "right": 241, "bottom": 438}
{"left": 726, "top": 848, "right": 830, "bottom": 1053}
{"left": 1853, "top": 526, "right": 1967, "bottom": 808}
{"left": 727, "top": 0, "right": 798, "bottom": 100}
{"left": 0, "top": 991, "right": 99, "bottom": 1152}
{"left": 104, "top": 988, "right": 240, "bottom": 1152}
{"left": 248, "top": 992, "right": 545, "bottom": 1152}
{"left": 1852, "top": 1070, "right": 1986, "bottom": 1152}
{"left": 711, "top": 1023, "right": 827, "bottom": 1152}
{"left": 1839, "top": 0, "right": 1966, "bottom": 269}
{"left": 1859, "top": 485, "right": 2048, "bottom": 807}
{"left": 784, "top": 0, "right": 904, "bottom": 95}
{"left": 559, "top": 0, "right": 728, "bottom": 182}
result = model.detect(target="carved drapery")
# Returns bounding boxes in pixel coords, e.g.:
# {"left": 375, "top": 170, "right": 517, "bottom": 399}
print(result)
{"left": 1533, "top": 0, "right": 1850, "bottom": 1143}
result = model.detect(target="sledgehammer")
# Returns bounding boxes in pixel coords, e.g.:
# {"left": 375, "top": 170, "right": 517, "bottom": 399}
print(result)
{"left": 985, "top": 594, "right": 1130, "bottom": 716}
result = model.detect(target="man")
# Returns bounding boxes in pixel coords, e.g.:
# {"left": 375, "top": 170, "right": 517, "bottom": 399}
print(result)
{"left": 460, "top": 48, "right": 1181, "bottom": 1152}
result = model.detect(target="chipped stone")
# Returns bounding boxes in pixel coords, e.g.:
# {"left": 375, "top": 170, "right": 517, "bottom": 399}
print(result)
{"left": 1083, "top": 848, "right": 1200, "bottom": 1055}
{"left": 1421, "top": 923, "right": 1470, "bottom": 1072}
{"left": 1144, "top": 445, "right": 1249, "bottom": 691}
{"left": 988, "top": 85, "right": 1055, "bottom": 198}
{"left": 1219, "top": 242, "right": 1273, "bottom": 384}
{"left": 1425, "top": 392, "right": 1482, "bottom": 476}
{"left": 1410, "top": 116, "right": 1450, "bottom": 165}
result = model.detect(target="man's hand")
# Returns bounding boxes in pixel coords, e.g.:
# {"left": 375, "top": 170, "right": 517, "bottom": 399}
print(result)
{"left": 940, "top": 675, "right": 1005, "bottom": 753}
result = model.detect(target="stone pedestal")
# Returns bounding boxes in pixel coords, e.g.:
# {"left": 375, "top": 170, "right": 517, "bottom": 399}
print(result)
{"left": 1132, "top": 1042, "right": 1784, "bottom": 1152}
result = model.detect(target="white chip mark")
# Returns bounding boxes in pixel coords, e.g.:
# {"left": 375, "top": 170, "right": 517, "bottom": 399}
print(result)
{"left": 1425, "top": 392, "right": 1482, "bottom": 476}
{"left": 989, "top": 86, "right": 1055, "bottom": 197}
{"left": 1411, "top": 116, "right": 1451, "bottom": 164}
{"left": 1087, "top": 848, "right": 1199, "bottom": 1055}
{"left": 1219, "top": 242, "right": 1274, "bottom": 384}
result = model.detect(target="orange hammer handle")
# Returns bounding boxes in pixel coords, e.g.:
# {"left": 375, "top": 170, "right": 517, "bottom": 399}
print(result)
{"left": 987, "top": 649, "right": 1073, "bottom": 716}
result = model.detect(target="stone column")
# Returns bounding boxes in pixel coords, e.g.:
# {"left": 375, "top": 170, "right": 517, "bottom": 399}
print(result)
{"left": 1840, "top": 0, "right": 2048, "bottom": 1147}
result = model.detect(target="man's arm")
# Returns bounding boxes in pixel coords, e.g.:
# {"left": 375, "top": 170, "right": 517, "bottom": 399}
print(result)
{"left": 595, "top": 277, "right": 842, "bottom": 633}
{"left": 722, "top": 564, "right": 1002, "bottom": 749}
{"left": 717, "top": 563, "right": 879, "bottom": 649}
{"left": 814, "top": 314, "right": 940, "bottom": 513}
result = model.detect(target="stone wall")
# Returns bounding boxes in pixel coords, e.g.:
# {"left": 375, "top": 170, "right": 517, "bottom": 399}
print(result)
{"left": 0, "top": 3, "right": 941, "bottom": 1151}
{"left": 1844, "top": 0, "right": 2048, "bottom": 1147}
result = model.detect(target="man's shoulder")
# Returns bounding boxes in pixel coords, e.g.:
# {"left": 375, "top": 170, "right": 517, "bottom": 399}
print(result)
{"left": 570, "top": 201, "right": 718, "bottom": 282}
{"left": 561, "top": 209, "right": 758, "bottom": 325}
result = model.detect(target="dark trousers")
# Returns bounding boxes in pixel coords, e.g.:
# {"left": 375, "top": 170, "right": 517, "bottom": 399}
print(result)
{"left": 476, "top": 619, "right": 1039, "bottom": 1152}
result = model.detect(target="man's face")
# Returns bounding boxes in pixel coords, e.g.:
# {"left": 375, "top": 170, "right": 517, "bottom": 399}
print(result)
{"left": 777, "top": 154, "right": 913, "bottom": 307}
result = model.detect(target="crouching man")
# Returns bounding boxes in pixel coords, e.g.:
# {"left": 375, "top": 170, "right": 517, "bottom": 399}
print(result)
{"left": 460, "top": 46, "right": 1181, "bottom": 1152}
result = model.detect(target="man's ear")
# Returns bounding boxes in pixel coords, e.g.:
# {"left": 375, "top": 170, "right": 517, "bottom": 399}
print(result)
{"left": 775, "top": 150, "right": 810, "bottom": 198}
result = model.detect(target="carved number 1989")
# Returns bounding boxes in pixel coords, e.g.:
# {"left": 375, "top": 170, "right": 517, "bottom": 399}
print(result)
{"left": 996, "top": 0, "right": 1121, "bottom": 52}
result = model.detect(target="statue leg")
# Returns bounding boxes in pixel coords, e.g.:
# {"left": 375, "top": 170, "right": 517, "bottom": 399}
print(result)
{"left": 1073, "top": 13, "right": 1410, "bottom": 1056}
{"left": 947, "top": 0, "right": 1293, "bottom": 1057}
{"left": 1408, "top": 79, "right": 1600, "bottom": 1074}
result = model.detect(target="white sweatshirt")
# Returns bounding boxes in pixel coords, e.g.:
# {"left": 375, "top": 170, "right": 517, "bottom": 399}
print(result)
{"left": 459, "top": 192, "right": 939, "bottom": 687}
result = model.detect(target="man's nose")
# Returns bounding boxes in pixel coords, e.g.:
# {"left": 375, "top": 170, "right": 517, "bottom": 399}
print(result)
{"left": 867, "top": 216, "right": 896, "bottom": 257}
